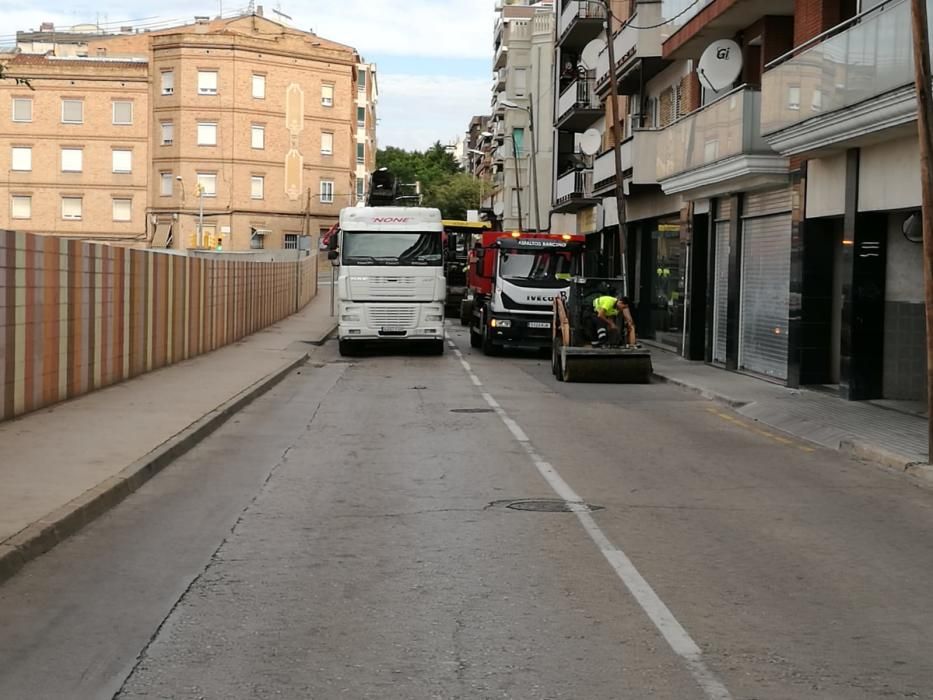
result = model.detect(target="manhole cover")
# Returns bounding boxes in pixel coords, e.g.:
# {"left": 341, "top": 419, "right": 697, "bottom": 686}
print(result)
{"left": 450, "top": 408, "right": 495, "bottom": 414}
{"left": 500, "top": 498, "right": 604, "bottom": 513}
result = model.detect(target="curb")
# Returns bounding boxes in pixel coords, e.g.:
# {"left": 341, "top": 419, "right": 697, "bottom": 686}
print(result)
{"left": 651, "top": 372, "right": 749, "bottom": 409}
{"left": 0, "top": 352, "right": 309, "bottom": 586}
{"left": 839, "top": 439, "right": 933, "bottom": 482}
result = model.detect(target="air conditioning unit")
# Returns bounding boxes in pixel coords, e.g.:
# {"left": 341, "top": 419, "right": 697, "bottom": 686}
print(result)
{"left": 162, "top": 87, "right": 174, "bottom": 95}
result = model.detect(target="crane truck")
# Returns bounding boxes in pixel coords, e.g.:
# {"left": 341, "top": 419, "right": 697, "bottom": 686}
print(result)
{"left": 463, "top": 231, "right": 586, "bottom": 354}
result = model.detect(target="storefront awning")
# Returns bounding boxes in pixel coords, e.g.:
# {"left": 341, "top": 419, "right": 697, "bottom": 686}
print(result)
{"left": 151, "top": 223, "right": 172, "bottom": 248}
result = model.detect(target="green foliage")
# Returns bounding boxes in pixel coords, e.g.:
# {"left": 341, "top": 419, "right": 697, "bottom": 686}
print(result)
{"left": 376, "top": 142, "right": 482, "bottom": 218}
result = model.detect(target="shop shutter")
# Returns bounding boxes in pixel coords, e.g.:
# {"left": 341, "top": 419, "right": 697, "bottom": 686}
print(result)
{"left": 739, "top": 213, "right": 791, "bottom": 379}
{"left": 712, "top": 220, "right": 730, "bottom": 364}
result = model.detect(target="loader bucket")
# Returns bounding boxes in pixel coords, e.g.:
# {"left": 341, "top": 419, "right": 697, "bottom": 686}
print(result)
{"left": 557, "top": 346, "right": 653, "bottom": 383}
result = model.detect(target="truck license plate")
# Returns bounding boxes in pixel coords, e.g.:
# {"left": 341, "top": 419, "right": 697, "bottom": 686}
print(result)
{"left": 528, "top": 321, "right": 550, "bottom": 329}
{"left": 380, "top": 326, "right": 407, "bottom": 333}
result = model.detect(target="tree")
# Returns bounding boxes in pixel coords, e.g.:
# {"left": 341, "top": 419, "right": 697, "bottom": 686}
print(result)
{"left": 375, "top": 142, "right": 470, "bottom": 216}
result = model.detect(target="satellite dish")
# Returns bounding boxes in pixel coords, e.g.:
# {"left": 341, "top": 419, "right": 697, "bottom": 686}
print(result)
{"left": 904, "top": 212, "right": 922, "bottom": 243}
{"left": 697, "top": 39, "right": 743, "bottom": 92}
{"left": 493, "top": 202, "right": 505, "bottom": 217}
{"left": 579, "top": 128, "right": 601, "bottom": 157}
{"left": 579, "top": 38, "right": 606, "bottom": 72}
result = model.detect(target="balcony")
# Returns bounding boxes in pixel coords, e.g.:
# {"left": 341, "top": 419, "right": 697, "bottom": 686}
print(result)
{"left": 495, "top": 67, "right": 508, "bottom": 91}
{"left": 555, "top": 76, "right": 603, "bottom": 131}
{"left": 655, "top": 86, "right": 788, "bottom": 197}
{"left": 558, "top": 0, "right": 607, "bottom": 49}
{"left": 595, "top": 0, "right": 669, "bottom": 95}
{"left": 494, "top": 41, "right": 509, "bottom": 70}
{"left": 661, "top": 0, "right": 793, "bottom": 60}
{"left": 761, "top": 0, "right": 922, "bottom": 157}
{"left": 592, "top": 129, "right": 660, "bottom": 193}
{"left": 553, "top": 169, "right": 597, "bottom": 212}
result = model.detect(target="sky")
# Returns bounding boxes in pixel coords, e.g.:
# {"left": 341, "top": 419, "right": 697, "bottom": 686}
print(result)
{"left": 0, "top": 0, "right": 496, "bottom": 152}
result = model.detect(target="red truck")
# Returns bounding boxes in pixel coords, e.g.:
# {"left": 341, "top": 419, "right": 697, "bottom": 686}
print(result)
{"left": 462, "top": 231, "right": 586, "bottom": 354}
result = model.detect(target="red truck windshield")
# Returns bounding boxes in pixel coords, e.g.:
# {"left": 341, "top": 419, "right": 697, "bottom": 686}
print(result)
{"left": 499, "top": 250, "right": 574, "bottom": 287}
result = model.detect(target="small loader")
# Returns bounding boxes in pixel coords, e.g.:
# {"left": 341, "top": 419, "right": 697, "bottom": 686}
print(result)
{"left": 551, "top": 277, "right": 653, "bottom": 383}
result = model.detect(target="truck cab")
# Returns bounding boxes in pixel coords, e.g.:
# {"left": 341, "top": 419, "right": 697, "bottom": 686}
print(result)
{"left": 466, "top": 232, "right": 585, "bottom": 354}
{"left": 442, "top": 220, "right": 490, "bottom": 317}
{"left": 333, "top": 206, "right": 447, "bottom": 355}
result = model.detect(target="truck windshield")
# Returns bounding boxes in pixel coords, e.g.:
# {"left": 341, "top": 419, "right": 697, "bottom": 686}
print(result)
{"left": 342, "top": 232, "right": 442, "bottom": 266}
{"left": 499, "top": 250, "right": 574, "bottom": 287}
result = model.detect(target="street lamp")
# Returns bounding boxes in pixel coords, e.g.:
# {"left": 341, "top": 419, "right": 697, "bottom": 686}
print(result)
{"left": 500, "top": 96, "right": 541, "bottom": 233}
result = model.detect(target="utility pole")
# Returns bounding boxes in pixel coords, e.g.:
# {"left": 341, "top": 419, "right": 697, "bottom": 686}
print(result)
{"left": 511, "top": 129, "right": 525, "bottom": 232}
{"left": 196, "top": 183, "right": 205, "bottom": 248}
{"left": 910, "top": 0, "right": 933, "bottom": 460}
{"left": 528, "top": 92, "right": 542, "bottom": 233}
{"left": 603, "top": 0, "right": 630, "bottom": 295}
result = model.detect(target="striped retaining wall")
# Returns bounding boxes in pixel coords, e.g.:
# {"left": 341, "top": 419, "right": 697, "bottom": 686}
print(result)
{"left": 0, "top": 231, "right": 316, "bottom": 422}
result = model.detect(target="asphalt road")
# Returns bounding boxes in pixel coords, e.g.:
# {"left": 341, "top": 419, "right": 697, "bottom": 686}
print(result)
{"left": 2, "top": 322, "right": 933, "bottom": 699}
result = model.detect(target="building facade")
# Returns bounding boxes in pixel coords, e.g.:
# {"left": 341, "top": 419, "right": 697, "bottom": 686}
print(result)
{"left": 549, "top": 0, "right": 924, "bottom": 404}
{"left": 0, "top": 12, "right": 376, "bottom": 251}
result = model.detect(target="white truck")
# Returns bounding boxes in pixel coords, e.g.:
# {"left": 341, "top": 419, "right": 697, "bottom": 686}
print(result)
{"left": 331, "top": 206, "right": 447, "bottom": 356}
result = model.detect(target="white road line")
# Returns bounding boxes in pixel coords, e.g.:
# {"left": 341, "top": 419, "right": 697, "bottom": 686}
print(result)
{"left": 456, "top": 355, "right": 733, "bottom": 700}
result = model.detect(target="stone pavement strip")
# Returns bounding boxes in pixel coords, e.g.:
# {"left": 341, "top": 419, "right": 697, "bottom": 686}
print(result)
{"left": 648, "top": 345, "right": 931, "bottom": 477}
{"left": 0, "top": 292, "right": 336, "bottom": 584}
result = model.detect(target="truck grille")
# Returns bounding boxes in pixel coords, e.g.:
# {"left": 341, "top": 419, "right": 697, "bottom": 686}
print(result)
{"left": 365, "top": 276, "right": 418, "bottom": 298}
{"left": 366, "top": 305, "right": 418, "bottom": 328}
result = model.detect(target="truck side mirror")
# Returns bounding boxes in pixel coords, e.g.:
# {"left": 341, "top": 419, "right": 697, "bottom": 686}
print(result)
{"left": 327, "top": 250, "right": 339, "bottom": 261}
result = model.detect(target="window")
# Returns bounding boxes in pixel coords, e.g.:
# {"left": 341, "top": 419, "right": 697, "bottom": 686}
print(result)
{"left": 251, "top": 175, "right": 264, "bottom": 199}
{"left": 252, "top": 74, "right": 265, "bottom": 99}
{"left": 61, "top": 99, "right": 84, "bottom": 124}
{"left": 250, "top": 228, "right": 265, "bottom": 249}
{"left": 161, "top": 121, "right": 174, "bottom": 145}
{"left": 321, "top": 131, "right": 334, "bottom": 155}
{"left": 251, "top": 124, "right": 265, "bottom": 149}
{"left": 196, "top": 172, "right": 217, "bottom": 197}
{"left": 12, "top": 98, "right": 32, "bottom": 123}
{"left": 356, "top": 143, "right": 365, "bottom": 163}
{"left": 512, "top": 127, "right": 524, "bottom": 157}
{"left": 321, "top": 83, "right": 334, "bottom": 107}
{"left": 357, "top": 68, "right": 366, "bottom": 90}
{"left": 161, "top": 70, "right": 174, "bottom": 95}
{"left": 112, "top": 149, "right": 132, "bottom": 173}
{"left": 160, "top": 172, "right": 173, "bottom": 196}
{"left": 112, "top": 101, "right": 133, "bottom": 125}
{"left": 357, "top": 107, "right": 365, "bottom": 126}
{"left": 61, "top": 196, "right": 83, "bottom": 220}
{"left": 356, "top": 177, "right": 365, "bottom": 201}
{"left": 320, "top": 179, "right": 334, "bottom": 203}
{"left": 11, "top": 146, "right": 31, "bottom": 172}
{"left": 284, "top": 233, "right": 299, "bottom": 249}
{"left": 11, "top": 195, "right": 31, "bottom": 219}
{"left": 197, "top": 122, "right": 218, "bottom": 146}
{"left": 788, "top": 85, "right": 801, "bottom": 111}
{"left": 811, "top": 89, "right": 823, "bottom": 112}
{"left": 513, "top": 68, "right": 527, "bottom": 97}
{"left": 61, "top": 148, "right": 83, "bottom": 172}
{"left": 112, "top": 198, "right": 132, "bottom": 222}
{"left": 197, "top": 70, "right": 218, "bottom": 95}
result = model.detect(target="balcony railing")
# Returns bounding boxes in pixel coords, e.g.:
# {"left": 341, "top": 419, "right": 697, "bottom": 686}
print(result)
{"left": 556, "top": 169, "right": 594, "bottom": 201}
{"left": 761, "top": 0, "right": 919, "bottom": 136}
{"left": 559, "top": 0, "right": 607, "bottom": 44}
{"left": 659, "top": 0, "right": 713, "bottom": 35}
{"left": 556, "top": 76, "right": 601, "bottom": 125}
{"left": 596, "top": 2, "right": 665, "bottom": 90}
{"left": 656, "top": 86, "right": 767, "bottom": 181}
{"left": 594, "top": 148, "right": 616, "bottom": 189}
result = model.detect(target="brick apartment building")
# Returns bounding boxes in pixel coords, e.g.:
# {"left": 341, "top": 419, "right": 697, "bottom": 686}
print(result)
{"left": 0, "top": 11, "right": 377, "bottom": 251}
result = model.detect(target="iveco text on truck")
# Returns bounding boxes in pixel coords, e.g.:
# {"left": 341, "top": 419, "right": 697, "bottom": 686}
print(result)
{"left": 331, "top": 207, "right": 447, "bottom": 356}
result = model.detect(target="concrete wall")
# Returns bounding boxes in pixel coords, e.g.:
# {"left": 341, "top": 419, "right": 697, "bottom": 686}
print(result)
{"left": 883, "top": 212, "right": 926, "bottom": 401}
{"left": 0, "top": 230, "right": 316, "bottom": 422}
{"left": 859, "top": 136, "right": 922, "bottom": 213}
{"left": 805, "top": 152, "right": 846, "bottom": 219}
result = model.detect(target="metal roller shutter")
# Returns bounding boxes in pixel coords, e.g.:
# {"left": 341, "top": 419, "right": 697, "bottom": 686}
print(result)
{"left": 739, "top": 213, "right": 791, "bottom": 380}
{"left": 712, "top": 220, "right": 730, "bottom": 364}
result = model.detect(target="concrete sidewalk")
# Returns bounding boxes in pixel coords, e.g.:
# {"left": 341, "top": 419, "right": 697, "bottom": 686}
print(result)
{"left": 647, "top": 344, "right": 930, "bottom": 477}
{"left": 0, "top": 291, "right": 336, "bottom": 583}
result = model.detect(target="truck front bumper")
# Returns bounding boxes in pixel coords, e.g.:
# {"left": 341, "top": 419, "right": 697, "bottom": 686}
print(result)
{"left": 486, "top": 311, "right": 553, "bottom": 349}
{"left": 338, "top": 302, "right": 446, "bottom": 342}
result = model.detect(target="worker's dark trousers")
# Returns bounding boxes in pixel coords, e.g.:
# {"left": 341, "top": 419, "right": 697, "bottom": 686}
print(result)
{"left": 590, "top": 316, "right": 613, "bottom": 344}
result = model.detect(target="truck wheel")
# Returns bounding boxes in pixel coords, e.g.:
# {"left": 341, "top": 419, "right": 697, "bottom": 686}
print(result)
{"left": 481, "top": 315, "right": 498, "bottom": 356}
{"left": 460, "top": 299, "right": 473, "bottom": 326}
{"left": 551, "top": 337, "right": 561, "bottom": 378}
{"left": 338, "top": 339, "right": 357, "bottom": 357}
{"left": 470, "top": 325, "right": 481, "bottom": 348}
{"left": 429, "top": 339, "right": 445, "bottom": 356}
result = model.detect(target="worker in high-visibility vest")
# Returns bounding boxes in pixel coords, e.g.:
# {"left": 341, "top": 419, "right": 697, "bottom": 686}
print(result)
{"left": 591, "top": 295, "right": 637, "bottom": 347}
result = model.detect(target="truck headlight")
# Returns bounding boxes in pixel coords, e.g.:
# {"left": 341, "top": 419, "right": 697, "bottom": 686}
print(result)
{"left": 425, "top": 314, "right": 443, "bottom": 322}
{"left": 490, "top": 318, "right": 511, "bottom": 328}
{"left": 341, "top": 314, "right": 361, "bottom": 322}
